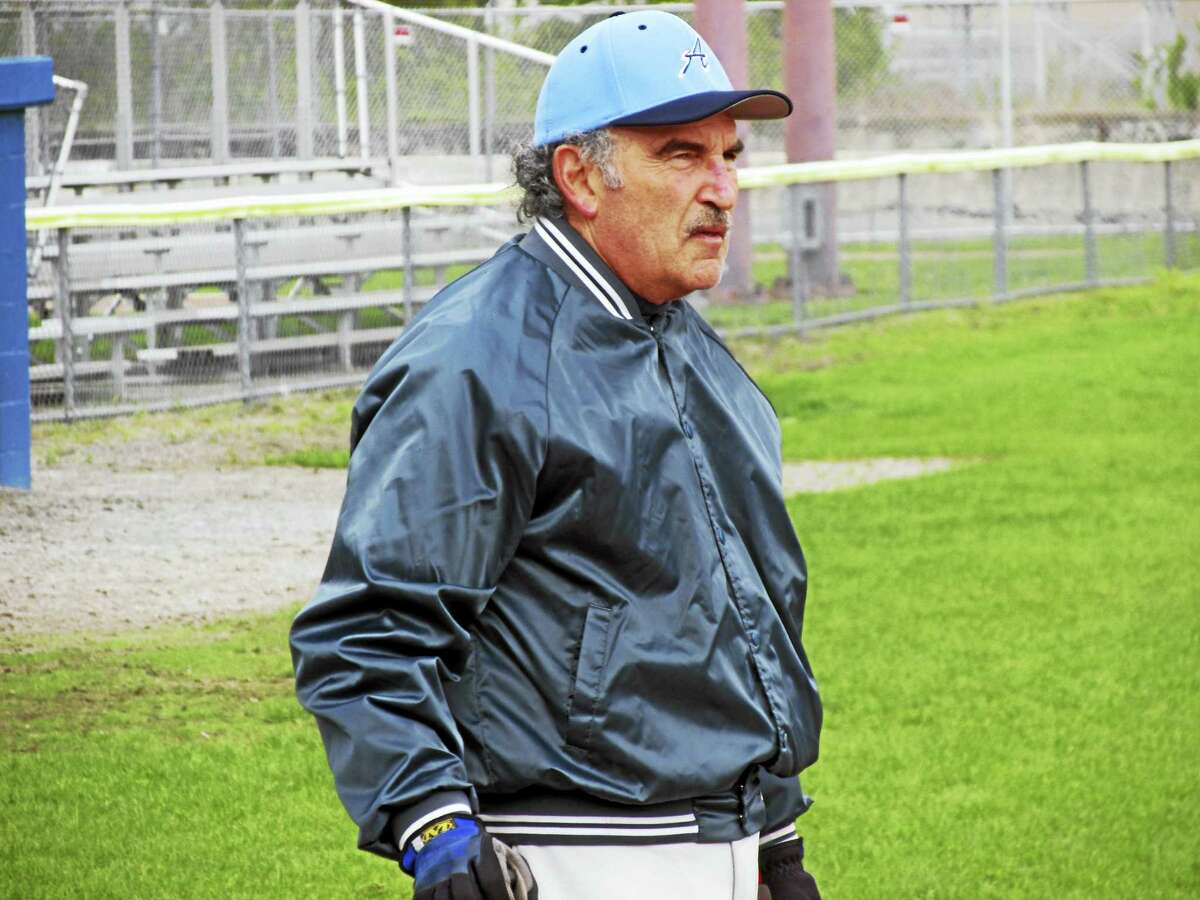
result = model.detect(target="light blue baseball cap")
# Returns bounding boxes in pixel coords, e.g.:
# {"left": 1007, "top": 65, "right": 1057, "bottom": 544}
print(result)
{"left": 533, "top": 10, "right": 792, "bottom": 147}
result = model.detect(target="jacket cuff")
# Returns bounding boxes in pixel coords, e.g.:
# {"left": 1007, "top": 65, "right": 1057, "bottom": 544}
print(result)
{"left": 390, "top": 791, "right": 475, "bottom": 852}
{"left": 759, "top": 821, "right": 799, "bottom": 849}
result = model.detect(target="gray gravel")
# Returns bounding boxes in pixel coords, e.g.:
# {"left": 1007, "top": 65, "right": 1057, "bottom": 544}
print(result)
{"left": 781, "top": 457, "right": 956, "bottom": 495}
{"left": 0, "top": 464, "right": 345, "bottom": 639}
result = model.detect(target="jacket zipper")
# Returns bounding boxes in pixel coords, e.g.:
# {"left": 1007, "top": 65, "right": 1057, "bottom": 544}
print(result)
{"left": 653, "top": 315, "right": 787, "bottom": 768}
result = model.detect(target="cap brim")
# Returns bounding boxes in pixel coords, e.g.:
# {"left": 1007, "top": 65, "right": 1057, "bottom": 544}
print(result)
{"left": 609, "top": 90, "right": 793, "bottom": 128}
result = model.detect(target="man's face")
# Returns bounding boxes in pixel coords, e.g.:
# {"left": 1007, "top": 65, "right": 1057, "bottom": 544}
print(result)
{"left": 588, "top": 114, "right": 742, "bottom": 303}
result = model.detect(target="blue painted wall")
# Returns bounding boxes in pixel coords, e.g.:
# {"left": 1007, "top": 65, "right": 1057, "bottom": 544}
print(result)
{"left": 0, "top": 56, "right": 54, "bottom": 490}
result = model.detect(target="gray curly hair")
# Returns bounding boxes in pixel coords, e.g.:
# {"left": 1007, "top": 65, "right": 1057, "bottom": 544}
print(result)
{"left": 511, "top": 129, "right": 624, "bottom": 223}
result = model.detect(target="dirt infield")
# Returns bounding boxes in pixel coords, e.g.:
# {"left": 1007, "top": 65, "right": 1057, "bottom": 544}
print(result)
{"left": 0, "top": 448, "right": 953, "bottom": 638}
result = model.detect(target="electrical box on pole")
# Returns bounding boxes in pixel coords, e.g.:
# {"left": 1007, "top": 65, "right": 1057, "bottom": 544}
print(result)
{"left": 1, "top": 56, "right": 55, "bottom": 491}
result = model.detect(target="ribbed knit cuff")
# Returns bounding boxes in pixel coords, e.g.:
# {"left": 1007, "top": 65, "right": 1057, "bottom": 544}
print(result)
{"left": 390, "top": 790, "right": 474, "bottom": 853}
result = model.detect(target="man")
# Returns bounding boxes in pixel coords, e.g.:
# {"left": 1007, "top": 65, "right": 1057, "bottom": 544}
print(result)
{"left": 291, "top": 11, "right": 822, "bottom": 900}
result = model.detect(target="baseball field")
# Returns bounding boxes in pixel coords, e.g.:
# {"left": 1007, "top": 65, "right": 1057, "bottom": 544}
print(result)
{"left": 2, "top": 273, "right": 1197, "bottom": 898}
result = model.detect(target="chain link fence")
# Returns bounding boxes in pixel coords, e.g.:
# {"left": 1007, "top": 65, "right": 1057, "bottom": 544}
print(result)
{"left": 3, "top": 0, "right": 556, "bottom": 182}
{"left": 8, "top": 0, "right": 1198, "bottom": 178}
{"left": 419, "top": 0, "right": 1200, "bottom": 154}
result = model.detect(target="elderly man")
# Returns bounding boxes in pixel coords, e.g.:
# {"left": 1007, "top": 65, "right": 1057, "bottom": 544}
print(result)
{"left": 291, "top": 11, "right": 822, "bottom": 900}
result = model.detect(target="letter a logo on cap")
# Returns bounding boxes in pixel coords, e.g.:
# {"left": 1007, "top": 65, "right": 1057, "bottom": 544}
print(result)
{"left": 680, "top": 38, "right": 708, "bottom": 78}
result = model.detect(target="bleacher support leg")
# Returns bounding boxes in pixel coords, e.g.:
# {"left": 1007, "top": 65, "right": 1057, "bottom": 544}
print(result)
{"left": 337, "top": 311, "right": 353, "bottom": 373}
{"left": 55, "top": 228, "right": 76, "bottom": 421}
{"left": 111, "top": 335, "right": 127, "bottom": 402}
{"left": 234, "top": 218, "right": 253, "bottom": 399}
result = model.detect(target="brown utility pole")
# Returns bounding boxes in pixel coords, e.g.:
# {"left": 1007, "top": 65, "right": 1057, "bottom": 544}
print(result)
{"left": 784, "top": 0, "right": 840, "bottom": 294}
{"left": 694, "top": 0, "right": 754, "bottom": 299}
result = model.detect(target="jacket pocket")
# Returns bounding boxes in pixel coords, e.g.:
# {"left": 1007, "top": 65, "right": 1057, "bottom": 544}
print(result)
{"left": 565, "top": 603, "right": 614, "bottom": 752}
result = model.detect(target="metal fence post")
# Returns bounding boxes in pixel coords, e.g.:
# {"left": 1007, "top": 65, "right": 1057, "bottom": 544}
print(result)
{"left": 898, "top": 172, "right": 912, "bottom": 308}
{"left": 333, "top": 1, "right": 349, "bottom": 159}
{"left": 960, "top": 5, "right": 974, "bottom": 106}
{"left": 55, "top": 229, "right": 76, "bottom": 420}
{"left": 233, "top": 219, "right": 253, "bottom": 400}
{"left": 115, "top": 0, "right": 135, "bottom": 168}
{"left": 1033, "top": 6, "right": 1047, "bottom": 103}
{"left": 999, "top": 0, "right": 1014, "bottom": 152}
{"left": 266, "top": 11, "right": 280, "bottom": 159}
{"left": 383, "top": 10, "right": 401, "bottom": 186}
{"left": 402, "top": 206, "right": 414, "bottom": 325}
{"left": 19, "top": 4, "right": 41, "bottom": 175}
{"left": 992, "top": 169, "right": 1008, "bottom": 299}
{"left": 1164, "top": 160, "right": 1177, "bottom": 269}
{"left": 483, "top": 6, "right": 496, "bottom": 181}
{"left": 18, "top": 7, "right": 37, "bottom": 55}
{"left": 210, "top": 0, "right": 230, "bottom": 163}
{"left": 352, "top": 6, "right": 371, "bottom": 161}
{"left": 151, "top": 5, "right": 165, "bottom": 166}
{"left": 467, "top": 38, "right": 482, "bottom": 160}
{"left": 1080, "top": 160, "right": 1097, "bottom": 285}
{"left": 484, "top": 47, "right": 497, "bottom": 181}
{"left": 295, "top": 0, "right": 314, "bottom": 160}
{"left": 787, "top": 183, "right": 807, "bottom": 329}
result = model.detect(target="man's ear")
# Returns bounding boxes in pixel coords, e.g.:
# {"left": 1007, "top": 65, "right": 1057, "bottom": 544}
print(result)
{"left": 552, "top": 144, "right": 602, "bottom": 220}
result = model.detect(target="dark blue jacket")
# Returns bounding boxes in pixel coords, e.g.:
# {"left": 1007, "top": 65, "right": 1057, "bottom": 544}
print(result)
{"left": 290, "top": 216, "right": 822, "bottom": 860}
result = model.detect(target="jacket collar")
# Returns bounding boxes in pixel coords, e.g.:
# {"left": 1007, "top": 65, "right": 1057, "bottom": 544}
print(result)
{"left": 520, "top": 216, "right": 664, "bottom": 323}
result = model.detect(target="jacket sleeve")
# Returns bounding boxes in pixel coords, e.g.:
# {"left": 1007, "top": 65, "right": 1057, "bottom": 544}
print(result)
{"left": 289, "top": 333, "right": 545, "bottom": 860}
{"left": 759, "top": 770, "right": 813, "bottom": 849}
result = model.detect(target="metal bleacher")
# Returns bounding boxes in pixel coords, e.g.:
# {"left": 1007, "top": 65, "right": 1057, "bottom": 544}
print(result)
{"left": 24, "top": 157, "right": 382, "bottom": 198}
{"left": 24, "top": 158, "right": 519, "bottom": 409}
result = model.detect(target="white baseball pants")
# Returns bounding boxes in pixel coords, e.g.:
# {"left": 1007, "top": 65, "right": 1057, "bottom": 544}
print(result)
{"left": 513, "top": 833, "right": 759, "bottom": 900}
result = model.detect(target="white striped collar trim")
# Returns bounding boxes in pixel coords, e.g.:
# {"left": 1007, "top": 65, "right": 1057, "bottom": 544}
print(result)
{"left": 533, "top": 218, "right": 635, "bottom": 321}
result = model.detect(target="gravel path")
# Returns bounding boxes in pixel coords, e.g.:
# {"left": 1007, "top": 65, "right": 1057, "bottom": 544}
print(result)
{"left": 781, "top": 457, "right": 955, "bottom": 494}
{"left": 0, "top": 456, "right": 954, "bottom": 638}
{"left": 0, "top": 464, "right": 345, "bottom": 639}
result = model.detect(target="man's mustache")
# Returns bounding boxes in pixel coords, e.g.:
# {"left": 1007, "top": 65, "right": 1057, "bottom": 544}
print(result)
{"left": 687, "top": 209, "right": 732, "bottom": 235}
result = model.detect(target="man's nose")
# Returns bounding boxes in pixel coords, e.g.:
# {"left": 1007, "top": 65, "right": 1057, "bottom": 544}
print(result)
{"left": 699, "top": 160, "right": 738, "bottom": 210}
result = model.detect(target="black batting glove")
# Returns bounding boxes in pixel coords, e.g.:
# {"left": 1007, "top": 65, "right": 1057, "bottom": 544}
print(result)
{"left": 401, "top": 814, "right": 537, "bottom": 900}
{"left": 758, "top": 837, "right": 822, "bottom": 900}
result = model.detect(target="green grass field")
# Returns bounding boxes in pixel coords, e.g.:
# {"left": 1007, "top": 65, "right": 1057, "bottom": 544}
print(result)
{"left": 4, "top": 274, "right": 1198, "bottom": 898}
